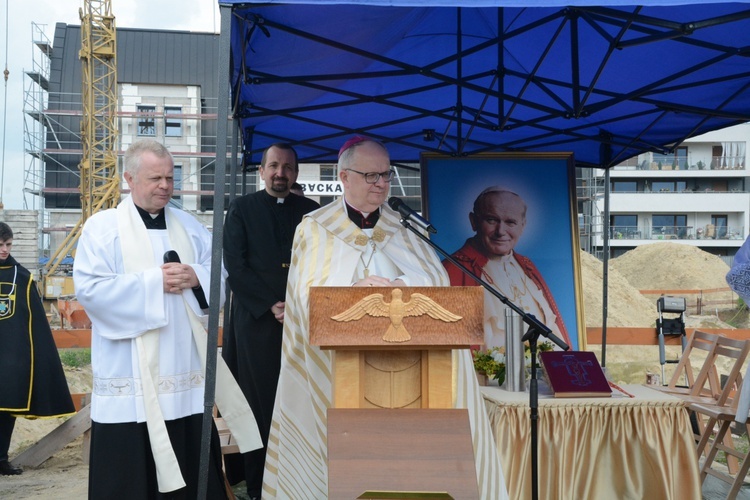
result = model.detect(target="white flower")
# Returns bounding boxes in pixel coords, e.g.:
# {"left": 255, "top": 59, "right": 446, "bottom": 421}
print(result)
{"left": 492, "top": 350, "right": 506, "bottom": 364}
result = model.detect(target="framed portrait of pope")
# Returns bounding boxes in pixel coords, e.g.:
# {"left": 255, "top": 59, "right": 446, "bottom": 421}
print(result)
{"left": 420, "top": 152, "right": 585, "bottom": 351}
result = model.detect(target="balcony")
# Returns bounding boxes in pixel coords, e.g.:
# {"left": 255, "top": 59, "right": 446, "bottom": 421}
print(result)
{"left": 695, "top": 225, "right": 744, "bottom": 241}
{"left": 613, "top": 155, "right": 746, "bottom": 171}
{"left": 610, "top": 225, "right": 744, "bottom": 241}
{"left": 610, "top": 226, "right": 643, "bottom": 240}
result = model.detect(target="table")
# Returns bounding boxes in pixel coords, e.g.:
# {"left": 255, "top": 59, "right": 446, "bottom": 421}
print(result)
{"left": 482, "top": 384, "right": 701, "bottom": 500}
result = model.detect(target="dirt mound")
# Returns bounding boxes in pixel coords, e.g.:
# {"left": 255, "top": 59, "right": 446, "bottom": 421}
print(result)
{"left": 580, "top": 243, "right": 737, "bottom": 328}
{"left": 580, "top": 250, "right": 658, "bottom": 327}
{"left": 610, "top": 242, "right": 730, "bottom": 290}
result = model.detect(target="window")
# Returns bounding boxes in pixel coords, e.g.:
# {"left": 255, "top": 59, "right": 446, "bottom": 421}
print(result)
{"left": 651, "top": 181, "right": 687, "bottom": 193}
{"left": 137, "top": 105, "right": 156, "bottom": 136}
{"left": 653, "top": 146, "right": 688, "bottom": 169}
{"left": 652, "top": 214, "right": 687, "bottom": 238}
{"left": 610, "top": 215, "right": 637, "bottom": 238}
{"left": 164, "top": 106, "right": 182, "bottom": 137}
{"left": 172, "top": 164, "right": 182, "bottom": 200}
{"left": 711, "top": 214, "right": 728, "bottom": 238}
{"left": 611, "top": 248, "right": 632, "bottom": 258}
{"left": 610, "top": 181, "right": 637, "bottom": 192}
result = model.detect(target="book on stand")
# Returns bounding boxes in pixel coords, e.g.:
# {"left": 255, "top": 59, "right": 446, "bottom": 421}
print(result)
{"left": 538, "top": 350, "right": 612, "bottom": 398}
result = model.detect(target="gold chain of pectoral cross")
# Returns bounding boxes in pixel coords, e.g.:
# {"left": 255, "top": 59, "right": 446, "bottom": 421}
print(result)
{"left": 360, "top": 238, "right": 377, "bottom": 278}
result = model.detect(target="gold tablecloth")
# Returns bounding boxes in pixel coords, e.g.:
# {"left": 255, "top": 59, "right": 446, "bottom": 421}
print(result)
{"left": 482, "top": 384, "right": 701, "bottom": 500}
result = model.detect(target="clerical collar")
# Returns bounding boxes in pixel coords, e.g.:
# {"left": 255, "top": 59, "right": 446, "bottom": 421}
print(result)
{"left": 262, "top": 190, "right": 287, "bottom": 205}
{"left": 345, "top": 200, "right": 380, "bottom": 229}
{"left": 135, "top": 205, "right": 167, "bottom": 230}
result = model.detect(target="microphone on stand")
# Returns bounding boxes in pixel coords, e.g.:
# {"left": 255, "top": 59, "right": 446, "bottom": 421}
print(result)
{"left": 388, "top": 197, "right": 437, "bottom": 234}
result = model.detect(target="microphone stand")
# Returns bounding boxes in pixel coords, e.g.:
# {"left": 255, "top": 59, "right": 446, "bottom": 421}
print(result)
{"left": 397, "top": 218, "right": 569, "bottom": 500}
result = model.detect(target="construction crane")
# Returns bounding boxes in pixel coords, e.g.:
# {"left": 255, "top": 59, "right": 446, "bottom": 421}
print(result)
{"left": 41, "top": 0, "right": 119, "bottom": 298}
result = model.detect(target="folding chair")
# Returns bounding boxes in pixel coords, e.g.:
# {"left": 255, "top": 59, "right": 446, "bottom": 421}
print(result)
{"left": 650, "top": 329, "right": 720, "bottom": 399}
{"left": 684, "top": 336, "right": 750, "bottom": 477}
{"left": 690, "top": 393, "right": 750, "bottom": 499}
{"left": 681, "top": 334, "right": 750, "bottom": 407}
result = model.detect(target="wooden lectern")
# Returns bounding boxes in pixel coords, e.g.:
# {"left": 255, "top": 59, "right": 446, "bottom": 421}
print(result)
{"left": 310, "top": 286, "right": 483, "bottom": 499}
{"left": 309, "top": 286, "right": 483, "bottom": 409}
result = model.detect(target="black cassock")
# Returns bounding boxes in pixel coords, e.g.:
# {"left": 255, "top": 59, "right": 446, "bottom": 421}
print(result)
{"left": 0, "top": 256, "right": 75, "bottom": 460}
{"left": 222, "top": 190, "right": 319, "bottom": 494}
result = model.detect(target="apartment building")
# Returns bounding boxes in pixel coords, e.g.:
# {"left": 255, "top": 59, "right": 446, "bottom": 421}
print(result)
{"left": 591, "top": 123, "right": 749, "bottom": 259}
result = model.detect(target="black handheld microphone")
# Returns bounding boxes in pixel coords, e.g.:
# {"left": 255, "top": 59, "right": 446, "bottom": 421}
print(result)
{"left": 388, "top": 197, "right": 437, "bottom": 234}
{"left": 163, "top": 250, "right": 181, "bottom": 263}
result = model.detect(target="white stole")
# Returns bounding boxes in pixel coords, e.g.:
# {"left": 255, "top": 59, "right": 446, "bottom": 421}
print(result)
{"left": 116, "top": 197, "right": 261, "bottom": 493}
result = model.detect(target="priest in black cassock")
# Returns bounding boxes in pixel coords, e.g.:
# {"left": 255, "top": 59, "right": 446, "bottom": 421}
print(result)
{"left": 222, "top": 143, "right": 319, "bottom": 499}
{"left": 0, "top": 222, "right": 75, "bottom": 475}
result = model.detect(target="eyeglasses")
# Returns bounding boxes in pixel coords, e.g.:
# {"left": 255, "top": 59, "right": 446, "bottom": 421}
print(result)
{"left": 344, "top": 168, "right": 395, "bottom": 184}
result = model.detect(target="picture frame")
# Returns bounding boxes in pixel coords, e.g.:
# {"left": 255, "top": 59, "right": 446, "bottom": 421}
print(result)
{"left": 420, "top": 152, "right": 586, "bottom": 351}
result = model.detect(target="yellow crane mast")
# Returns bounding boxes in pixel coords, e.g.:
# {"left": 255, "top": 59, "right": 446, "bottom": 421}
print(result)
{"left": 42, "top": 0, "right": 119, "bottom": 297}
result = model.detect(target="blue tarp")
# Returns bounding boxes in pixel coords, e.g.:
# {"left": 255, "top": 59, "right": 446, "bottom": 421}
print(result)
{"left": 39, "top": 256, "right": 73, "bottom": 265}
{"left": 220, "top": 1, "right": 750, "bottom": 167}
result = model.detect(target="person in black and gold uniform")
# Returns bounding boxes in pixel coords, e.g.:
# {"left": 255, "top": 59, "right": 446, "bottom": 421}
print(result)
{"left": 0, "top": 222, "right": 75, "bottom": 475}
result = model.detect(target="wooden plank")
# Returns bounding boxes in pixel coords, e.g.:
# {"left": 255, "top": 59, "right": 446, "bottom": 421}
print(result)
{"left": 215, "top": 417, "right": 240, "bottom": 455}
{"left": 70, "top": 393, "right": 90, "bottom": 412}
{"left": 328, "top": 408, "right": 479, "bottom": 500}
{"left": 586, "top": 327, "right": 750, "bottom": 345}
{"left": 52, "top": 329, "right": 92, "bottom": 348}
{"left": 639, "top": 287, "right": 732, "bottom": 294}
{"left": 52, "top": 327, "right": 225, "bottom": 348}
{"left": 12, "top": 404, "right": 92, "bottom": 468}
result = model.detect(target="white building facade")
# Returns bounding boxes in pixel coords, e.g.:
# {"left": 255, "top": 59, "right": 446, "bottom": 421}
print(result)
{"left": 591, "top": 123, "right": 749, "bottom": 260}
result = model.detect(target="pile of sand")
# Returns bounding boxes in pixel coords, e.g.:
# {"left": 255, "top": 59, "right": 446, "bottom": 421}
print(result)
{"left": 580, "top": 242, "right": 734, "bottom": 327}
{"left": 580, "top": 250, "right": 658, "bottom": 327}
{"left": 609, "top": 242, "right": 731, "bottom": 290}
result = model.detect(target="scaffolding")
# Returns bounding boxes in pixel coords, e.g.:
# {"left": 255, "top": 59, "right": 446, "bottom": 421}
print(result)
{"left": 577, "top": 167, "right": 605, "bottom": 259}
{"left": 22, "top": 22, "right": 52, "bottom": 212}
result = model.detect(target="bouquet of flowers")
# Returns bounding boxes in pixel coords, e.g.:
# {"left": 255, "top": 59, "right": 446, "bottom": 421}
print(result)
{"left": 473, "top": 340, "right": 555, "bottom": 385}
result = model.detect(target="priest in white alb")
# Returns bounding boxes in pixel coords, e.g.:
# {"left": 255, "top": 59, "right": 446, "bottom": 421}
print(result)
{"left": 73, "top": 139, "right": 261, "bottom": 499}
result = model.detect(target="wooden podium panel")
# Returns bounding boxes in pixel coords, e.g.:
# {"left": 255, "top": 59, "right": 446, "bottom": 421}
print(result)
{"left": 310, "top": 287, "right": 483, "bottom": 349}
{"left": 327, "top": 408, "right": 479, "bottom": 500}
{"left": 310, "top": 287, "right": 483, "bottom": 409}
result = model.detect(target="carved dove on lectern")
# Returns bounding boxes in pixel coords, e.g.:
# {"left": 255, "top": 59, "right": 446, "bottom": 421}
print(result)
{"left": 330, "top": 288, "right": 462, "bottom": 342}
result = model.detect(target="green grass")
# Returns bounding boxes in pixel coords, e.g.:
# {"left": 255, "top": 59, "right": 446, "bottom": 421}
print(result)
{"left": 718, "top": 303, "right": 749, "bottom": 328}
{"left": 58, "top": 348, "right": 91, "bottom": 368}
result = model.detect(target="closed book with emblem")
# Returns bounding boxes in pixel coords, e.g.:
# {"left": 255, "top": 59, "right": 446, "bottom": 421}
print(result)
{"left": 539, "top": 351, "right": 612, "bottom": 398}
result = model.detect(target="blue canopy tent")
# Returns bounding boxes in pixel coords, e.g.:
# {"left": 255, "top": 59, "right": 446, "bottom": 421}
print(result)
{"left": 196, "top": 2, "right": 750, "bottom": 496}
{"left": 220, "top": 1, "right": 750, "bottom": 166}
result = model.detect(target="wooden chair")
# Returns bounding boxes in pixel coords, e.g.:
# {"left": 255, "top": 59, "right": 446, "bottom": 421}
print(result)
{"left": 682, "top": 335, "right": 750, "bottom": 477}
{"left": 686, "top": 335, "right": 750, "bottom": 407}
{"left": 213, "top": 408, "right": 240, "bottom": 500}
{"left": 650, "top": 330, "right": 721, "bottom": 400}
{"left": 689, "top": 397, "right": 750, "bottom": 499}
{"left": 652, "top": 332, "right": 750, "bottom": 476}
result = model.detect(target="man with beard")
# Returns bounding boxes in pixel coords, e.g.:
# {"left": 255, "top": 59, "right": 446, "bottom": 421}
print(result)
{"left": 0, "top": 222, "right": 74, "bottom": 476}
{"left": 222, "top": 142, "right": 319, "bottom": 499}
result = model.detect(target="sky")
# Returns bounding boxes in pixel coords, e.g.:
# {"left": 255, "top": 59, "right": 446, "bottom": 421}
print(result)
{"left": 0, "top": 0, "right": 221, "bottom": 210}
